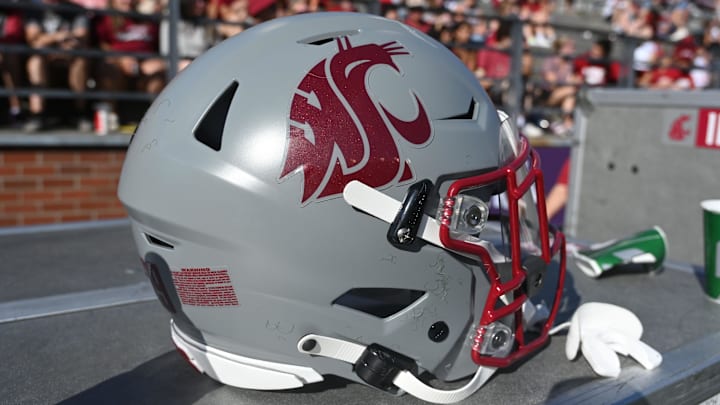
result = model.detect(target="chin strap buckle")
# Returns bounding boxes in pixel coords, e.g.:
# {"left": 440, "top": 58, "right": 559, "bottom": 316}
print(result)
{"left": 354, "top": 344, "right": 418, "bottom": 394}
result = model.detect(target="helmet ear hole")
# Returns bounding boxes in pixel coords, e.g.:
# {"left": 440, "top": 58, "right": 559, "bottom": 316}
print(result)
{"left": 194, "top": 81, "right": 239, "bottom": 151}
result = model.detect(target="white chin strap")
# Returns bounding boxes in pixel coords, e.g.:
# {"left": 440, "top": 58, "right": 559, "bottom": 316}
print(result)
{"left": 297, "top": 334, "right": 496, "bottom": 404}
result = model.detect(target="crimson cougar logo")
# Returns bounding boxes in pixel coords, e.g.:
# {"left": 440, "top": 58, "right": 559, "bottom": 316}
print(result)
{"left": 280, "top": 37, "right": 432, "bottom": 204}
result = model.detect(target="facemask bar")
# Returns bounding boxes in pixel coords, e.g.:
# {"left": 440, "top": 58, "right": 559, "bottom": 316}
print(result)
{"left": 438, "top": 136, "right": 566, "bottom": 368}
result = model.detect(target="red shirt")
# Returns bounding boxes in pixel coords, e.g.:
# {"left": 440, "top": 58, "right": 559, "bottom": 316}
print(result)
{"left": 0, "top": 11, "right": 24, "bottom": 44}
{"left": 95, "top": 15, "right": 159, "bottom": 53}
{"left": 573, "top": 56, "right": 620, "bottom": 86}
{"left": 648, "top": 67, "right": 694, "bottom": 89}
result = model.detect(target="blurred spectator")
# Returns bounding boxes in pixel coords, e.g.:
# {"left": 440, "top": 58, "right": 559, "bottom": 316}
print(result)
{"left": 638, "top": 39, "right": 695, "bottom": 90}
{"left": 667, "top": 0, "right": 690, "bottom": 42}
{"left": 703, "top": 17, "right": 720, "bottom": 57}
{"left": 208, "top": 0, "right": 251, "bottom": 20}
{"left": 322, "top": 0, "right": 356, "bottom": 12}
{"left": 476, "top": 19, "right": 512, "bottom": 104}
{"left": 137, "top": 0, "right": 165, "bottom": 14}
{"left": 160, "top": 0, "right": 216, "bottom": 72}
{"left": 383, "top": 4, "right": 400, "bottom": 21}
{"left": 95, "top": 0, "right": 166, "bottom": 122}
{"left": 632, "top": 23, "right": 662, "bottom": 84}
{"left": 573, "top": 38, "right": 620, "bottom": 86}
{"left": 0, "top": 5, "right": 24, "bottom": 127}
{"left": 537, "top": 37, "right": 581, "bottom": 134}
{"left": 206, "top": 0, "right": 225, "bottom": 19}
{"left": 451, "top": 21, "right": 477, "bottom": 72}
{"left": 216, "top": 0, "right": 253, "bottom": 40}
{"left": 425, "top": 8, "right": 452, "bottom": 40}
{"left": 521, "top": 0, "right": 556, "bottom": 48}
{"left": 690, "top": 46, "right": 711, "bottom": 89}
{"left": 286, "top": 0, "right": 311, "bottom": 15}
{"left": 24, "top": 0, "right": 91, "bottom": 132}
{"left": 471, "top": 17, "right": 489, "bottom": 45}
{"left": 70, "top": 0, "right": 109, "bottom": 9}
{"left": 404, "top": 6, "right": 431, "bottom": 34}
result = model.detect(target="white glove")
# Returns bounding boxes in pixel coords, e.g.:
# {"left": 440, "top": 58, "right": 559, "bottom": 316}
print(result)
{"left": 563, "top": 302, "right": 662, "bottom": 377}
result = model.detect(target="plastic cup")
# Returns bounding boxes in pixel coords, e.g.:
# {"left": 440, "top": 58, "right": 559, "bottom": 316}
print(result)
{"left": 701, "top": 200, "right": 720, "bottom": 303}
{"left": 573, "top": 227, "right": 668, "bottom": 278}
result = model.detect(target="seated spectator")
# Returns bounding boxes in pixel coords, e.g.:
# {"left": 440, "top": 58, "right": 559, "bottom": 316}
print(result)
{"left": 667, "top": 0, "right": 690, "bottom": 42}
{"left": 451, "top": 21, "right": 477, "bottom": 72}
{"left": 136, "top": 0, "right": 164, "bottom": 14}
{"left": 24, "top": 0, "right": 91, "bottom": 132}
{"left": 382, "top": 4, "right": 400, "bottom": 21}
{"left": 322, "top": 0, "right": 355, "bottom": 12}
{"left": 95, "top": 0, "right": 166, "bottom": 116}
{"left": 216, "top": 0, "right": 253, "bottom": 40}
{"left": 537, "top": 37, "right": 581, "bottom": 134}
{"left": 521, "top": 0, "right": 556, "bottom": 48}
{"left": 475, "top": 19, "right": 512, "bottom": 103}
{"left": 702, "top": 17, "right": 720, "bottom": 58}
{"left": 470, "top": 17, "right": 489, "bottom": 45}
{"left": 286, "top": 0, "right": 310, "bottom": 15}
{"left": 0, "top": 5, "right": 24, "bottom": 127}
{"left": 690, "top": 46, "right": 711, "bottom": 89}
{"left": 476, "top": 18, "right": 534, "bottom": 105}
{"left": 573, "top": 38, "right": 620, "bottom": 87}
{"left": 632, "top": 23, "right": 662, "bottom": 85}
{"left": 70, "top": 0, "right": 109, "bottom": 10}
{"left": 208, "top": 0, "right": 250, "bottom": 20}
{"left": 638, "top": 39, "right": 694, "bottom": 90}
{"left": 404, "top": 6, "right": 431, "bottom": 34}
{"left": 426, "top": 9, "right": 453, "bottom": 41}
{"left": 160, "top": 0, "right": 216, "bottom": 72}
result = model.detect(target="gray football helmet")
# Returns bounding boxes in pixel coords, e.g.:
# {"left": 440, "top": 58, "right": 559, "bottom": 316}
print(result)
{"left": 118, "top": 12, "right": 566, "bottom": 403}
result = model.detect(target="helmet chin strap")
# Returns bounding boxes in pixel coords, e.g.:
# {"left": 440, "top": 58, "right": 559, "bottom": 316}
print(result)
{"left": 297, "top": 334, "right": 496, "bottom": 404}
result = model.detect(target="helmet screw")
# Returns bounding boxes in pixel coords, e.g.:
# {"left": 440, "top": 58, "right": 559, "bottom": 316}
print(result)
{"left": 491, "top": 330, "right": 508, "bottom": 349}
{"left": 428, "top": 321, "right": 449, "bottom": 342}
{"left": 533, "top": 273, "right": 543, "bottom": 288}
{"left": 396, "top": 228, "right": 412, "bottom": 244}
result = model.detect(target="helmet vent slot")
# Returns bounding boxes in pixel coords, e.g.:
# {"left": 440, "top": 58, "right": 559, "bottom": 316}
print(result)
{"left": 193, "top": 80, "right": 239, "bottom": 151}
{"left": 440, "top": 98, "right": 477, "bottom": 120}
{"left": 298, "top": 30, "right": 360, "bottom": 46}
{"left": 333, "top": 288, "right": 425, "bottom": 318}
{"left": 145, "top": 233, "right": 175, "bottom": 249}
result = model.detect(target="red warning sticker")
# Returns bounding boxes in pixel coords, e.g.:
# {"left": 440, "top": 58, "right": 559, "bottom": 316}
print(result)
{"left": 171, "top": 267, "right": 239, "bottom": 307}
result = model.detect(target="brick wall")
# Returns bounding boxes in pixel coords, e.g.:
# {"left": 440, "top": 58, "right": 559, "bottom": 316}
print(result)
{"left": 0, "top": 149, "right": 127, "bottom": 227}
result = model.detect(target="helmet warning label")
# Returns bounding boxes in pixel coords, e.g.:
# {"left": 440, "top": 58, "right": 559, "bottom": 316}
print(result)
{"left": 171, "top": 267, "right": 239, "bottom": 307}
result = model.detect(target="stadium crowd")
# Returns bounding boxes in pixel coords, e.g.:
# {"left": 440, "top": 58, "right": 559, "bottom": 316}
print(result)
{"left": 0, "top": 0, "right": 718, "bottom": 134}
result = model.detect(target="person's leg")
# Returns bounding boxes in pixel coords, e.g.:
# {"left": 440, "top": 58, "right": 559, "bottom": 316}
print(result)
{"left": 24, "top": 54, "right": 48, "bottom": 131}
{"left": 0, "top": 53, "right": 23, "bottom": 124}
{"left": 69, "top": 56, "right": 91, "bottom": 130}
{"left": 139, "top": 58, "right": 167, "bottom": 94}
{"left": 97, "top": 58, "right": 129, "bottom": 117}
